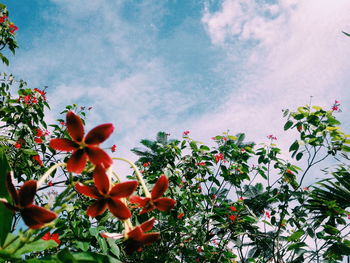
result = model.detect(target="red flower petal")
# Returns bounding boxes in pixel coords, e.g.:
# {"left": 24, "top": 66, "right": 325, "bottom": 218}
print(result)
{"left": 18, "top": 180, "right": 37, "bottom": 207}
{"left": 153, "top": 197, "right": 176, "bottom": 211}
{"left": 140, "top": 217, "right": 155, "bottom": 232}
{"left": 67, "top": 149, "right": 87, "bottom": 173}
{"left": 139, "top": 205, "right": 155, "bottom": 215}
{"left": 140, "top": 232, "right": 160, "bottom": 246}
{"left": 107, "top": 198, "right": 131, "bottom": 220}
{"left": 41, "top": 232, "right": 51, "bottom": 240}
{"left": 21, "top": 205, "right": 57, "bottom": 229}
{"left": 51, "top": 233, "right": 61, "bottom": 245}
{"left": 6, "top": 173, "right": 19, "bottom": 205}
{"left": 85, "top": 146, "right": 112, "bottom": 168}
{"left": 151, "top": 175, "right": 168, "bottom": 200}
{"left": 75, "top": 183, "right": 101, "bottom": 199}
{"left": 129, "top": 195, "right": 150, "bottom": 207}
{"left": 87, "top": 199, "right": 108, "bottom": 218}
{"left": 93, "top": 165, "right": 110, "bottom": 195}
{"left": 66, "top": 111, "right": 84, "bottom": 142}
{"left": 49, "top": 138, "right": 78, "bottom": 152}
{"left": 127, "top": 226, "right": 143, "bottom": 240}
{"left": 109, "top": 181, "right": 138, "bottom": 198}
{"left": 85, "top": 123, "right": 114, "bottom": 145}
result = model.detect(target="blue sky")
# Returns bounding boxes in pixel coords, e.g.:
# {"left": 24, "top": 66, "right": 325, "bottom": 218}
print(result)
{"left": 2, "top": 0, "right": 350, "bottom": 182}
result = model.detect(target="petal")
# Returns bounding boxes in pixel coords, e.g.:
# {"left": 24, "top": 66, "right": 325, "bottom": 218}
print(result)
{"left": 100, "top": 232, "right": 124, "bottom": 239}
{"left": 87, "top": 199, "right": 108, "bottom": 218}
{"left": 109, "top": 181, "right": 138, "bottom": 198}
{"left": 0, "top": 198, "right": 17, "bottom": 212}
{"left": 93, "top": 165, "right": 110, "bottom": 195}
{"left": 129, "top": 196, "right": 150, "bottom": 207}
{"left": 153, "top": 197, "right": 176, "bottom": 211}
{"left": 140, "top": 217, "right": 155, "bottom": 232}
{"left": 67, "top": 149, "right": 87, "bottom": 174}
{"left": 6, "top": 172, "right": 19, "bottom": 205}
{"left": 140, "top": 232, "right": 160, "bottom": 246}
{"left": 139, "top": 205, "right": 155, "bottom": 215}
{"left": 127, "top": 226, "right": 143, "bottom": 240}
{"left": 151, "top": 175, "right": 168, "bottom": 200}
{"left": 18, "top": 180, "right": 37, "bottom": 207}
{"left": 49, "top": 138, "right": 78, "bottom": 152}
{"left": 66, "top": 111, "right": 85, "bottom": 142}
{"left": 75, "top": 183, "right": 101, "bottom": 199}
{"left": 85, "top": 146, "right": 112, "bottom": 168}
{"left": 42, "top": 232, "right": 51, "bottom": 240}
{"left": 107, "top": 198, "right": 131, "bottom": 220}
{"left": 85, "top": 123, "right": 114, "bottom": 145}
{"left": 21, "top": 205, "right": 57, "bottom": 229}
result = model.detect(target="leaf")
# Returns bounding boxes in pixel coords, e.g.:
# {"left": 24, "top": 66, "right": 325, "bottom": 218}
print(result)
{"left": 289, "top": 141, "right": 299, "bottom": 152}
{"left": 343, "top": 31, "right": 350, "bottom": 37}
{"left": 296, "top": 152, "right": 303, "bottom": 161}
{"left": 284, "top": 120, "right": 293, "bottom": 130}
{"left": 0, "top": 150, "right": 12, "bottom": 247}
{"left": 288, "top": 229, "right": 305, "bottom": 241}
{"left": 14, "top": 239, "right": 57, "bottom": 255}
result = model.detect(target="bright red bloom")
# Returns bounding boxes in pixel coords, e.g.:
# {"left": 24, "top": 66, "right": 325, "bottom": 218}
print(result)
{"left": 265, "top": 211, "right": 271, "bottom": 219}
{"left": 34, "top": 137, "right": 43, "bottom": 144}
{"left": 9, "top": 23, "right": 18, "bottom": 34}
{"left": 59, "top": 121, "right": 65, "bottom": 126}
{"left": 101, "top": 218, "right": 160, "bottom": 254}
{"left": 143, "top": 162, "right": 150, "bottom": 167}
{"left": 34, "top": 88, "right": 47, "bottom": 99}
{"left": 75, "top": 165, "right": 137, "bottom": 219}
{"left": 230, "top": 206, "right": 237, "bottom": 212}
{"left": 214, "top": 153, "right": 224, "bottom": 163}
{"left": 48, "top": 181, "right": 53, "bottom": 187}
{"left": 33, "top": 155, "right": 43, "bottom": 166}
{"left": 0, "top": 173, "right": 57, "bottom": 229}
{"left": 183, "top": 131, "right": 190, "bottom": 136}
{"left": 196, "top": 162, "right": 205, "bottom": 166}
{"left": 347, "top": 214, "right": 350, "bottom": 219}
{"left": 36, "top": 128, "right": 44, "bottom": 137}
{"left": 177, "top": 212, "right": 185, "bottom": 219}
{"left": 49, "top": 111, "right": 114, "bottom": 173}
{"left": 129, "top": 175, "right": 176, "bottom": 214}
{"left": 239, "top": 197, "right": 244, "bottom": 201}
{"left": 229, "top": 215, "right": 236, "bottom": 221}
{"left": 111, "top": 144, "right": 117, "bottom": 152}
{"left": 267, "top": 134, "right": 277, "bottom": 140}
{"left": 42, "top": 232, "right": 61, "bottom": 245}
{"left": 14, "top": 142, "right": 21, "bottom": 149}
{"left": 0, "top": 15, "right": 7, "bottom": 23}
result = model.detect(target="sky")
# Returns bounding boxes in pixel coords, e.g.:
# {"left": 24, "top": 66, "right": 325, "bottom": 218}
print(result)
{"left": 2, "top": 0, "right": 350, "bottom": 182}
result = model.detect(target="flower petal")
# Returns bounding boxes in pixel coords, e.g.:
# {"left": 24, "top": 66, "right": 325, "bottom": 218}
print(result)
{"left": 140, "top": 232, "right": 160, "bottom": 246}
{"left": 66, "top": 111, "right": 84, "bottom": 142}
{"left": 18, "top": 180, "right": 37, "bottom": 207}
{"left": 100, "top": 232, "right": 124, "bottom": 239}
{"left": 6, "top": 172, "right": 19, "bottom": 205}
{"left": 85, "top": 123, "right": 114, "bottom": 145}
{"left": 107, "top": 198, "right": 131, "bottom": 220}
{"left": 153, "top": 197, "right": 176, "bottom": 211}
{"left": 110, "top": 181, "right": 138, "bottom": 198}
{"left": 93, "top": 165, "right": 110, "bottom": 195}
{"left": 151, "top": 175, "right": 168, "bottom": 200}
{"left": 49, "top": 138, "right": 78, "bottom": 152}
{"left": 21, "top": 205, "right": 57, "bottom": 229}
{"left": 67, "top": 149, "right": 87, "bottom": 174}
{"left": 85, "top": 146, "right": 112, "bottom": 168}
{"left": 87, "top": 199, "right": 108, "bottom": 218}
{"left": 75, "top": 183, "right": 101, "bottom": 199}
{"left": 140, "top": 217, "right": 155, "bottom": 232}
{"left": 129, "top": 195, "right": 150, "bottom": 207}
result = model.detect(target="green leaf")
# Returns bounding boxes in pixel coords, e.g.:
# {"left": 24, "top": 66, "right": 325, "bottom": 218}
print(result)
{"left": 343, "top": 31, "right": 350, "bottom": 37}
{"left": 288, "top": 229, "right": 305, "bottom": 241}
{"left": 289, "top": 140, "right": 299, "bottom": 152}
{"left": 0, "top": 150, "right": 12, "bottom": 247}
{"left": 14, "top": 239, "right": 57, "bottom": 255}
{"left": 296, "top": 152, "right": 303, "bottom": 161}
{"left": 284, "top": 120, "right": 293, "bottom": 130}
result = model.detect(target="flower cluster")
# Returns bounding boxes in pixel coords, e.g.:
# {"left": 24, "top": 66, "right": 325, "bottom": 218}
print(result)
{"left": 267, "top": 134, "right": 277, "bottom": 140}
{"left": 332, "top": 100, "right": 340, "bottom": 112}
{"left": 214, "top": 153, "right": 224, "bottom": 163}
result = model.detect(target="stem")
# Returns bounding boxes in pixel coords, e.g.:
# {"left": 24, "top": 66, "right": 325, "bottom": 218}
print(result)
{"left": 113, "top": 157, "right": 151, "bottom": 198}
{"left": 37, "top": 162, "right": 66, "bottom": 188}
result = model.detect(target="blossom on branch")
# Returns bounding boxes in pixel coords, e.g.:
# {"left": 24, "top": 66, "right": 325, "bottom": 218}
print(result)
{"left": 129, "top": 175, "right": 176, "bottom": 214}
{"left": 0, "top": 173, "right": 57, "bottom": 229}
{"left": 49, "top": 111, "right": 114, "bottom": 173}
{"left": 75, "top": 165, "right": 137, "bottom": 219}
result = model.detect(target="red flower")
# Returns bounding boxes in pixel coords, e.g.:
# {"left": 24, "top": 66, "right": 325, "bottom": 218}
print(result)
{"left": 75, "top": 165, "right": 137, "bottom": 219}
{"left": 101, "top": 218, "right": 160, "bottom": 254}
{"left": 34, "top": 88, "right": 46, "bottom": 97}
{"left": 59, "top": 121, "right": 65, "bottom": 126}
{"left": 49, "top": 111, "right": 114, "bottom": 173}
{"left": 9, "top": 23, "right": 18, "bottom": 34}
{"left": 286, "top": 169, "right": 293, "bottom": 175}
{"left": 14, "top": 143, "right": 21, "bottom": 149}
{"left": 0, "top": 15, "right": 7, "bottom": 23}
{"left": 196, "top": 162, "right": 205, "bottom": 166}
{"left": 0, "top": 173, "right": 57, "bottom": 229}
{"left": 42, "top": 232, "right": 61, "bottom": 245}
{"left": 214, "top": 153, "right": 224, "bottom": 163}
{"left": 36, "top": 128, "right": 44, "bottom": 137}
{"left": 267, "top": 134, "right": 277, "bottom": 140}
{"left": 177, "top": 212, "right": 185, "bottom": 219}
{"left": 143, "top": 162, "right": 150, "bottom": 167}
{"left": 183, "top": 131, "right": 190, "bottom": 136}
{"left": 33, "top": 155, "right": 43, "bottom": 166}
{"left": 230, "top": 206, "right": 237, "bottom": 212}
{"left": 34, "top": 137, "right": 43, "bottom": 144}
{"left": 347, "top": 214, "right": 350, "bottom": 220}
{"left": 48, "top": 181, "right": 53, "bottom": 187}
{"left": 239, "top": 197, "right": 244, "bottom": 201}
{"left": 111, "top": 144, "right": 117, "bottom": 152}
{"left": 265, "top": 211, "right": 271, "bottom": 219}
{"left": 129, "top": 175, "right": 176, "bottom": 214}
{"left": 229, "top": 215, "right": 236, "bottom": 222}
